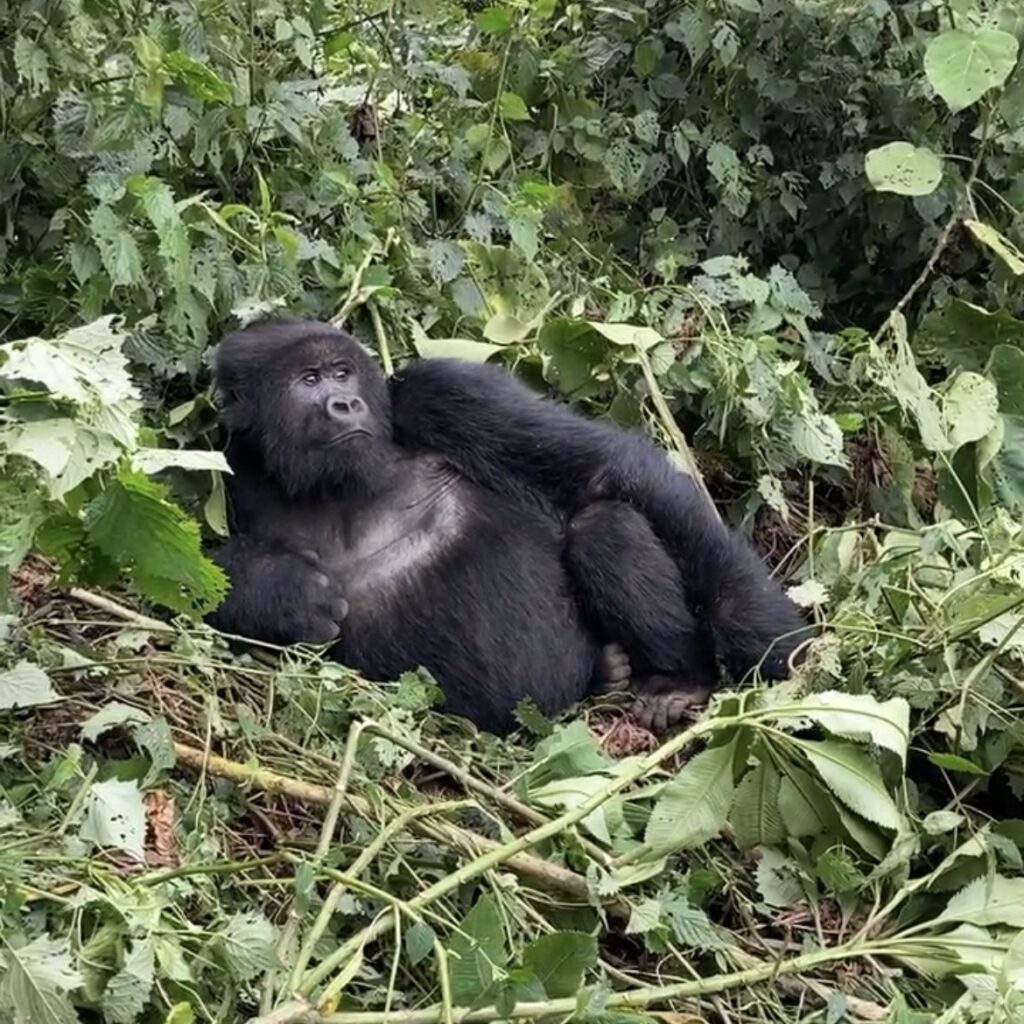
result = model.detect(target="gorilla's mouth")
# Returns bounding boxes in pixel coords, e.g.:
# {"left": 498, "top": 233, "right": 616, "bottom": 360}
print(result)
{"left": 325, "top": 429, "right": 372, "bottom": 446}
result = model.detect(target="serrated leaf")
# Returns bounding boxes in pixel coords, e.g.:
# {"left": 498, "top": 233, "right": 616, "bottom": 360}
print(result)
{"left": 521, "top": 932, "right": 597, "bottom": 998}
{"left": 730, "top": 760, "right": 784, "bottom": 850}
{"left": 84, "top": 468, "right": 226, "bottom": 615}
{"left": 865, "top": 142, "right": 943, "bottom": 196}
{"left": 0, "top": 934, "right": 81, "bottom": 1024}
{"left": 965, "top": 219, "right": 1024, "bottom": 276}
{"left": 0, "top": 661, "right": 58, "bottom": 710}
{"left": 665, "top": 896, "right": 729, "bottom": 950}
{"left": 81, "top": 702, "right": 151, "bottom": 741}
{"left": 448, "top": 895, "right": 507, "bottom": 1005}
{"left": 102, "top": 937, "right": 155, "bottom": 1024}
{"left": 626, "top": 898, "right": 662, "bottom": 935}
{"left": 791, "top": 412, "right": 849, "bottom": 468}
{"left": 755, "top": 849, "right": 803, "bottom": 908}
{"left": 775, "top": 691, "right": 910, "bottom": 765}
{"left": 14, "top": 35, "right": 49, "bottom": 94}
{"left": 425, "top": 240, "right": 465, "bottom": 284}
{"left": 405, "top": 922, "right": 436, "bottom": 966}
{"left": 923, "top": 810, "right": 965, "bottom": 835}
{"left": 644, "top": 738, "right": 737, "bottom": 853}
{"left": 925, "top": 29, "right": 1019, "bottom": 112}
{"left": 939, "top": 875, "right": 1024, "bottom": 927}
{"left": 163, "top": 51, "right": 232, "bottom": 103}
{"left": 219, "top": 912, "right": 277, "bottom": 980}
{"left": 89, "top": 206, "right": 144, "bottom": 288}
{"left": 777, "top": 763, "right": 831, "bottom": 839}
{"left": 80, "top": 778, "right": 146, "bottom": 859}
{"left": 795, "top": 739, "right": 902, "bottom": 830}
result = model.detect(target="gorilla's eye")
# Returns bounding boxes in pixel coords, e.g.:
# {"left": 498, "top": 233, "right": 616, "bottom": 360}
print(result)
{"left": 334, "top": 367, "right": 351, "bottom": 381}
{"left": 301, "top": 371, "right": 320, "bottom": 386}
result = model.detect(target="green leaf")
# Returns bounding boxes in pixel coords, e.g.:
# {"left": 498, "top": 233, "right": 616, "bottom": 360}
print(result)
{"left": 923, "top": 810, "right": 965, "bottom": 835}
{"left": 219, "top": 912, "right": 278, "bottom": 980}
{"left": 521, "top": 932, "right": 597, "bottom": 998}
{"left": 777, "top": 764, "right": 832, "bottom": 839}
{"left": 413, "top": 336, "right": 504, "bottom": 363}
{"left": 923, "top": 300, "right": 1024, "bottom": 372}
{"left": 790, "top": 412, "right": 849, "bottom": 468}
{"left": 864, "top": 142, "right": 943, "bottom": 196}
{"left": 755, "top": 849, "right": 803, "bottom": 908}
{"left": 795, "top": 739, "right": 902, "bottom": 830}
{"left": 665, "top": 896, "right": 730, "bottom": 950}
{"left": 943, "top": 371, "right": 1000, "bottom": 449}
{"left": 644, "top": 738, "right": 737, "bottom": 853}
{"left": 475, "top": 5, "right": 514, "bottom": 34}
{"left": 163, "top": 51, "right": 232, "bottom": 103}
{"left": 774, "top": 691, "right": 910, "bottom": 765}
{"left": 425, "top": 240, "right": 465, "bottom": 284}
{"left": 13, "top": 35, "right": 50, "bottom": 94}
{"left": 79, "top": 778, "right": 147, "bottom": 860}
{"left": 924, "top": 29, "right": 1019, "bottom": 112}
{"left": 939, "top": 875, "right": 1024, "bottom": 928}
{"left": 729, "top": 760, "right": 784, "bottom": 850}
{"left": 964, "top": 219, "right": 1024, "bottom": 276}
{"left": 0, "top": 934, "right": 81, "bottom": 1024}
{"left": 83, "top": 468, "right": 227, "bottom": 615}
{"left": 89, "top": 206, "right": 145, "bottom": 288}
{"left": 131, "top": 447, "right": 231, "bottom": 475}
{"left": 988, "top": 345, "right": 1024, "bottom": 509}
{"left": 405, "top": 922, "right": 436, "bottom": 966}
{"left": 498, "top": 91, "right": 531, "bottom": 121}
{"left": 589, "top": 321, "right": 663, "bottom": 351}
{"left": 102, "top": 937, "right": 155, "bottom": 1024}
{"left": 448, "top": 895, "right": 507, "bottom": 1005}
{"left": 483, "top": 314, "right": 531, "bottom": 345}
{"left": 0, "top": 661, "right": 58, "bottom": 710}
{"left": 927, "top": 751, "right": 988, "bottom": 775}
{"left": 81, "top": 702, "right": 151, "bottom": 741}
{"left": 127, "top": 176, "right": 192, "bottom": 299}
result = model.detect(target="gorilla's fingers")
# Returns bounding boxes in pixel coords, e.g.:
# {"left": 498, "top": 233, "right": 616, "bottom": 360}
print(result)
{"left": 631, "top": 678, "right": 712, "bottom": 733}
{"left": 599, "top": 643, "right": 631, "bottom": 691}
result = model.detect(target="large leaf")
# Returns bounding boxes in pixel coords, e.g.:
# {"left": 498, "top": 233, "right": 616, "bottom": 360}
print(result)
{"left": 922, "top": 300, "right": 1024, "bottom": 372}
{"left": 521, "top": 932, "right": 597, "bottom": 998}
{"left": 943, "top": 372, "right": 1000, "bottom": 449}
{"left": 794, "top": 739, "right": 903, "bottom": 830}
{"left": 0, "top": 934, "right": 81, "bottom": 1024}
{"left": 774, "top": 691, "right": 910, "bottom": 765}
{"left": 102, "top": 937, "right": 155, "bottom": 1024}
{"left": 939, "top": 875, "right": 1024, "bottom": 928}
{"left": 924, "top": 29, "right": 1019, "bottom": 112}
{"left": 864, "top": 142, "right": 942, "bottom": 196}
{"left": 218, "top": 912, "right": 277, "bottom": 981}
{"left": 448, "top": 895, "right": 508, "bottom": 1005}
{"left": 644, "top": 738, "right": 737, "bottom": 853}
{"left": 965, "top": 219, "right": 1024, "bottom": 276}
{"left": 988, "top": 346, "right": 1024, "bottom": 509}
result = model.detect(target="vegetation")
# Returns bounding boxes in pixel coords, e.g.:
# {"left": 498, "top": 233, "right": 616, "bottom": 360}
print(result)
{"left": 2, "top": 0, "right": 1024, "bottom": 1021}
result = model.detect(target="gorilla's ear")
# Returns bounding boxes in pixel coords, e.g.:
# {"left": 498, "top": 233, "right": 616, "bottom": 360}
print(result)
{"left": 215, "top": 384, "right": 253, "bottom": 431}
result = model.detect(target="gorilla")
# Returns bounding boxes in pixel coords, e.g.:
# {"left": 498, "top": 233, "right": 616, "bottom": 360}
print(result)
{"left": 207, "top": 317, "right": 808, "bottom": 733}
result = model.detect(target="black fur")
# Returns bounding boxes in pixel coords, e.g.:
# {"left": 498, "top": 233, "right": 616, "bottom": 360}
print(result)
{"left": 207, "top": 317, "right": 808, "bottom": 733}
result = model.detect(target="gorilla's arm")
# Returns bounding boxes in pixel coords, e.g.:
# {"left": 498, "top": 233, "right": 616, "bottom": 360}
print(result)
{"left": 207, "top": 536, "right": 349, "bottom": 647}
{"left": 390, "top": 358, "right": 809, "bottom": 681}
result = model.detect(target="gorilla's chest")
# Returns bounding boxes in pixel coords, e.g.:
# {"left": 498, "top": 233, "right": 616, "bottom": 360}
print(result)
{"left": 285, "top": 460, "right": 469, "bottom": 598}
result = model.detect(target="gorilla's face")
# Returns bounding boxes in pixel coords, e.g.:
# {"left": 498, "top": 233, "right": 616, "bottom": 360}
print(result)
{"left": 215, "top": 319, "right": 395, "bottom": 499}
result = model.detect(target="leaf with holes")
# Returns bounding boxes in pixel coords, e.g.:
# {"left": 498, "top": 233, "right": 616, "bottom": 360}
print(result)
{"left": 79, "top": 778, "right": 146, "bottom": 860}
{"left": 965, "top": 220, "right": 1024, "bottom": 276}
{"left": 943, "top": 371, "right": 1000, "bottom": 449}
{"left": 865, "top": 142, "right": 943, "bottom": 196}
{"left": 924, "top": 29, "right": 1019, "bottom": 112}
{"left": 521, "top": 932, "right": 597, "bottom": 998}
{"left": 0, "top": 934, "right": 81, "bottom": 1024}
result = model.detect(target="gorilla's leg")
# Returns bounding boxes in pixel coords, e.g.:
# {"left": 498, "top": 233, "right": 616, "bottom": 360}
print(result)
{"left": 566, "top": 501, "right": 717, "bottom": 732}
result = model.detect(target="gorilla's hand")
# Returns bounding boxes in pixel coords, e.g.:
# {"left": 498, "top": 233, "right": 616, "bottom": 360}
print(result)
{"left": 210, "top": 542, "right": 349, "bottom": 647}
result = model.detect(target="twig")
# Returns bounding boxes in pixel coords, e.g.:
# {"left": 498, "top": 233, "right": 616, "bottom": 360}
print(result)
{"left": 332, "top": 228, "right": 397, "bottom": 327}
{"left": 69, "top": 588, "right": 170, "bottom": 632}
{"left": 171, "top": 742, "right": 611, "bottom": 909}
{"left": 368, "top": 300, "right": 393, "bottom": 376}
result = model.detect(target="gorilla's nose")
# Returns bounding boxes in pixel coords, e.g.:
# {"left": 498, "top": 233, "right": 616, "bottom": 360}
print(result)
{"left": 326, "top": 395, "right": 366, "bottom": 421}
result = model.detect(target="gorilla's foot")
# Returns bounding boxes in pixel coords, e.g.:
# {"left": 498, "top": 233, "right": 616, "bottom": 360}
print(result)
{"left": 631, "top": 676, "right": 712, "bottom": 733}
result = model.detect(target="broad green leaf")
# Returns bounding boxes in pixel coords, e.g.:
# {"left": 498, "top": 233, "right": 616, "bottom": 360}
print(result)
{"left": 894, "top": 923, "right": 1005, "bottom": 978}
{"left": 777, "top": 764, "right": 832, "bottom": 839}
{"left": 498, "top": 91, "right": 530, "bottom": 121}
{"left": 729, "top": 760, "right": 784, "bottom": 849}
{"left": 0, "top": 934, "right": 81, "bottom": 1024}
{"left": 626, "top": 898, "right": 662, "bottom": 934}
{"left": 755, "top": 849, "right": 803, "bottom": 907}
{"left": 13, "top": 34, "right": 50, "bottom": 94}
{"left": 424, "top": 240, "right": 465, "bottom": 284}
{"left": 943, "top": 371, "right": 1000, "bottom": 448}
{"left": 90, "top": 206, "right": 145, "bottom": 288}
{"left": 475, "top": 5, "right": 514, "bottom": 34}
{"left": 924, "top": 29, "right": 1019, "bottom": 112}
{"left": 665, "top": 896, "right": 730, "bottom": 950}
{"left": 131, "top": 448, "right": 231, "bottom": 475}
{"left": 529, "top": 774, "right": 616, "bottom": 843}
{"left": 102, "top": 937, "right": 155, "bottom": 1024}
{"left": 589, "top": 321, "right": 663, "bottom": 351}
{"left": 795, "top": 739, "right": 902, "bottom": 830}
{"left": 2, "top": 421, "right": 121, "bottom": 499}
{"left": 413, "top": 337, "right": 504, "bottom": 363}
{"left": 988, "top": 345, "right": 1024, "bottom": 509}
{"left": 0, "top": 661, "right": 58, "bottom": 710}
{"left": 483, "top": 313, "right": 531, "bottom": 344}
{"left": 81, "top": 702, "right": 151, "bottom": 741}
{"left": 79, "top": 778, "right": 146, "bottom": 860}
{"left": 219, "top": 912, "right": 277, "bottom": 980}
{"left": 644, "top": 738, "right": 737, "bottom": 853}
{"left": 83, "top": 469, "right": 227, "bottom": 614}
{"left": 965, "top": 219, "right": 1024, "bottom": 275}
{"left": 922, "top": 300, "right": 1024, "bottom": 372}
{"left": 448, "top": 895, "right": 507, "bottom": 1005}
{"left": 865, "top": 142, "right": 943, "bottom": 196}
{"left": 537, "top": 319, "right": 608, "bottom": 396}
{"left": 127, "top": 176, "right": 192, "bottom": 299}
{"left": 923, "top": 810, "right": 965, "bottom": 835}
{"left": 774, "top": 691, "right": 910, "bottom": 765}
{"left": 939, "top": 875, "right": 1024, "bottom": 928}
{"left": 521, "top": 932, "right": 597, "bottom": 997}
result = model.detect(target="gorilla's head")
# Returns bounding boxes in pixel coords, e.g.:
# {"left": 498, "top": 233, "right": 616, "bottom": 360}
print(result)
{"left": 214, "top": 317, "right": 394, "bottom": 498}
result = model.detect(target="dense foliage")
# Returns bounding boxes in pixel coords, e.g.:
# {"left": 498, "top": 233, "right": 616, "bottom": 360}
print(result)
{"left": 2, "top": 1, "right": 1024, "bottom": 1022}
